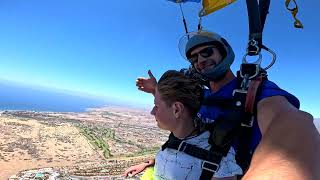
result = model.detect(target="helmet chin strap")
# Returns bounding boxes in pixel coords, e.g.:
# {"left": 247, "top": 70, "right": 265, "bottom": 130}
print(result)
{"left": 194, "top": 63, "right": 227, "bottom": 82}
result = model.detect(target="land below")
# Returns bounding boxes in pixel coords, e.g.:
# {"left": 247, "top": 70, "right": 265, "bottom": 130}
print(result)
{"left": 1, "top": 107, "right": 319, "bottom": 179}
{"left": 0, "top": 106, "right": 168, "bottom": 179}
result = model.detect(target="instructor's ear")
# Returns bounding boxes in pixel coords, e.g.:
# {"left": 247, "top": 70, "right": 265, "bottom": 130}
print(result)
{"left": 172, "top": 102, "right": 184, "bottom": 119}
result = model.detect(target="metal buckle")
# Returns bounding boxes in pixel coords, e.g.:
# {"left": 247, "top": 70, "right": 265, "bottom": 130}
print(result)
{"left": 242, "top": 52, "right": 262, "bottom": 64}
{"left": 241, "top": 116, "right": 254, "bottom": 127}
{"left": 247, "top": 39, "right": 260, "bottom": 55}
{"left": 240, "top": 63, "right": 260, "bottom": 80}
{"left": 232, "top": 89, "right": 247, "bottom": 107}
{"left": 232, "top": 89, "right": 247, "bottom": 96}
{"left": 202, "top": 161, "right": 219, "bottom": 173}
{"left": 177, "top": 141, "right": 187, "bottom": 152}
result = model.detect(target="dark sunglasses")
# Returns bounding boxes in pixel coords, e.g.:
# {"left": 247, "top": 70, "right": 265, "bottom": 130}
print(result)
{"left": 187, "top": 46, "right": 215, "bottom": 64}
{"left": 187, "top": 46, "right": 215, "bottom": 63}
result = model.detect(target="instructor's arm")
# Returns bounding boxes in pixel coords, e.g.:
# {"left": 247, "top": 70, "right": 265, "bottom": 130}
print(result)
{"left": 243, "top": 96, "right": 320, "bottom": 180}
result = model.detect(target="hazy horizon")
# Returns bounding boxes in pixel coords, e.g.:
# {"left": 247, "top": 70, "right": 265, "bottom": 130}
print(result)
{"left": 0, "top": 80, "right": 123, "bottom": 112}
{"left": 0, "top": 79, "right": 318, "bottom": 119}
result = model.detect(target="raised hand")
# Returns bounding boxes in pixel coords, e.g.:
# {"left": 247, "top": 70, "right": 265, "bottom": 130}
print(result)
{"left": 136, "top": 70, "right": 157, "bottom": 95}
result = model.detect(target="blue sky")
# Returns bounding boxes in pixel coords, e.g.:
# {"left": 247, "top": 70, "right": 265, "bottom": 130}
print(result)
{"left": 0, "top": 0, "right": 319, "bottom": 117}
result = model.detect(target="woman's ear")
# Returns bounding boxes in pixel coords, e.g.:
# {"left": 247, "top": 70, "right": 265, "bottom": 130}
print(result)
{"left": 172, "top": 102, "right": 184, "bottom": 119}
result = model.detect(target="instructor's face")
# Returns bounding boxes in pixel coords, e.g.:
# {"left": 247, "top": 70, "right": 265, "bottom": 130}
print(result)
{"left": 188, "top": 46, "right": 223, "bottom": 73}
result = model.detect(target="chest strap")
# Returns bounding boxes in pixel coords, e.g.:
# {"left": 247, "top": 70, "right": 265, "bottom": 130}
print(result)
{"left": 162, "top": 133, "right": 226, "bottom": 175}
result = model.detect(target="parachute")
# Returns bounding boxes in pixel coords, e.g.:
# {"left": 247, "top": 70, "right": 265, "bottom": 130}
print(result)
{"left": 167, "top": 0, "right": 236, "bottom": 17}
{"left": 166, "top": 0, "right": 303, "bottom": 32}
{"left": 166, "top": 0, "right": 237, "bottom": 34}
{"left": 199, "top": 0, "right": 236, "bottom": 17}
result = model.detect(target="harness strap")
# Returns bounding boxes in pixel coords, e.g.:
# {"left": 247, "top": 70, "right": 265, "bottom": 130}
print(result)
{"left": 233, "top": 71, "right": 267, "bottom": 176}
{"left": 235, "top": 123, "right": 254, "bottom": 177}
{"left": 199, "top": 144, "right": 220, "bottom": 180}
{"left": 163, "top": 140, "right": 224, "bottom": 163}
{"left": 246, "top": 0, "right": 271, "bottom": 55}
{"left": 245, "top": 75, "right": 264, "bottom": 113}
{"left": 258, "top": 0, "right": 270, "bottom": 30}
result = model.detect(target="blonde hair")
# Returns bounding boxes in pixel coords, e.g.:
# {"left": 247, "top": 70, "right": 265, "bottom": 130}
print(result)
{"left": 157, "top": 70, "right": 203, "bottom": 118}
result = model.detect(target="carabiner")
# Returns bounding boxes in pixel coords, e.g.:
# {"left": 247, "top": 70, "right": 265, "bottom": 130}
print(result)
{"left": 261, "top": 45, "right": 276, "bottom": 71}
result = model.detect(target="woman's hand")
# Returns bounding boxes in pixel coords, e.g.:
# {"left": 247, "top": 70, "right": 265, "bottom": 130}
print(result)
{"left": 123, "top": 162, "right": 149, "bottom": 177}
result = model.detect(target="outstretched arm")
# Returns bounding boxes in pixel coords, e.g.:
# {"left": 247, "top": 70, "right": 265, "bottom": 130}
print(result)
{"left": 123, "top": 159, "right": 155, "bottom": 177}
{"left": 243, "top": 96, "right": 320, "bottom": 180}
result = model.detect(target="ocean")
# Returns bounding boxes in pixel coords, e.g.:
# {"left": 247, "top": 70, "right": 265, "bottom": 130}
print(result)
{"left": 0, "top": 81, "right": 110, "bottom": 112}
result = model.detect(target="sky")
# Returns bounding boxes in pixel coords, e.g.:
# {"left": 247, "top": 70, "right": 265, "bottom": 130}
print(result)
{"left": 0, "top": 0, "right": 319, "bottom": 117}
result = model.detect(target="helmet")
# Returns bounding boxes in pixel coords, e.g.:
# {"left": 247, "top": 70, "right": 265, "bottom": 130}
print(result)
{"left": 179, "top": 31, "right": 235, "bottom": 81}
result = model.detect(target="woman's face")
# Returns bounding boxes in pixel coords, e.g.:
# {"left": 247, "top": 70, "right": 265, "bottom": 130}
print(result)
{"left": 150, "top": 89, "right": 177, "bottom": 131}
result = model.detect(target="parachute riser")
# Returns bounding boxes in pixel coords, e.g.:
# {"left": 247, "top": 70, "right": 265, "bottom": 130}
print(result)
{"left": 242, "top": 0, "right": 275, "bottom": 84}
{"left": 179, "top": 3, "right": 189, "bottom": 35}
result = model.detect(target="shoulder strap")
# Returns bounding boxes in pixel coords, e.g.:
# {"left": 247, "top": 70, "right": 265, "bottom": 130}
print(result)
{"left": 233, "top": 69, "right": 267, "bottom": 175}
{"left": 200, "top": 109, "right": 247, "bottom": 180}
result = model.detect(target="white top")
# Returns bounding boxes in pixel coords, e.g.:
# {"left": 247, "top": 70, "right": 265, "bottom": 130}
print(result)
{"left": 153, "top": 131, "right": 243, "bottom": 180}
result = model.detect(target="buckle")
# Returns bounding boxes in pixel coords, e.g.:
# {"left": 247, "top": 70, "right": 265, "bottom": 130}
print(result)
{"left": 241, "top": 116, "right": 254, "bottom": 127}
{"left": 240, "top": 63, "right": 260, "bottom": 80}
{"left": 232, "top": 89, "right": 247, "bottom": 107}
{"left": 232, "top": 89, "right": 247, "bottom": 96}
{"left": 177, "top": 141, "right": 187, "bottom": 152}
{"left": 246, "top": 39, "right": 260, "bottom": 56}
{"left": 202, "top": 161, "right": 219, "bottom": 173}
